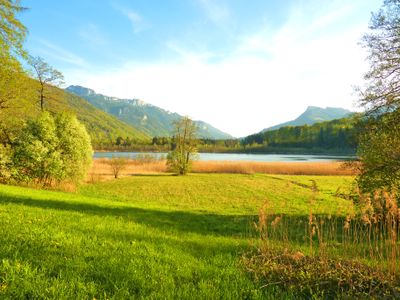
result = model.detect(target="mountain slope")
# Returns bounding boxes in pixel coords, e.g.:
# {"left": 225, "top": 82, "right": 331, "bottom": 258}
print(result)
{"left": 262, "top": 106, "right": 352, "bottom": 132}
{"left": 66, "top": 85, "right": 233, "bottom": 139}
{"left": 48, "top": 86, "right": 150, "bottom": 146}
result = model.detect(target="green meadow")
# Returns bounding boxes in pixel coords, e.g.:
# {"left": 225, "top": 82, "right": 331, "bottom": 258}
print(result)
{"left": 0, "top": 174, "right": 353, "bottom": 299}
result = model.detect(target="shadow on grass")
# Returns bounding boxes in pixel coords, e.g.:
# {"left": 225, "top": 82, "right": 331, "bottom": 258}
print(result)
{"left": 0, "top": 192, "right": 257, "bottom": 237}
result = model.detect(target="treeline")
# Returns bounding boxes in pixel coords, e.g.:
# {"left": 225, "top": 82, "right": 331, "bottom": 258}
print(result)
{"left": 241, "top": 117, "right": 358, "bottom": 153}
{"left": 104, "top": 117, "right": 358, "bottom": 154}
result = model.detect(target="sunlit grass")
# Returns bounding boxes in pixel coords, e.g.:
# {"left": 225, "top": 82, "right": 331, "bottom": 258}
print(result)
{"left": 0, "top": 174, "right": 354, "bottom": 298}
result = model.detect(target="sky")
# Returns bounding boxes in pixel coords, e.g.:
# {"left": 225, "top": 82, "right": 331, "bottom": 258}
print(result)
{"left": 20, "top": 0, "right": 382, "bottom": 137}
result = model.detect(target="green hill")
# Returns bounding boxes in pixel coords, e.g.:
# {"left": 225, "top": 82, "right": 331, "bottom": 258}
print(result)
{"left": 262, "top": 106, "right": 353, "bottom": 132}
{"left": 45, "top": 87, "right": 150, "bottom": 146}
{"left": 66, "top": 85, "right": 233, "bottom": 139}
{"left": 243, "top": 116, "right": 358, "bottom": 153}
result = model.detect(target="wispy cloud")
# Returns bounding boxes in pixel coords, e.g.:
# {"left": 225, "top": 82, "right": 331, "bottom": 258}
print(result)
{"left": 78, "top": 23, "right": 107, "bottom": 45}
{"left": 112, "top": 3, "right": 147, "bottom": 33}
{"left": 65, "top": 0, "right": 381, "bottom": 137}
{"left": 36, "top": 39, "right": 88, "bottom": 67}
{"left": 197, "top": 0, "right": 230, "bottom": 26}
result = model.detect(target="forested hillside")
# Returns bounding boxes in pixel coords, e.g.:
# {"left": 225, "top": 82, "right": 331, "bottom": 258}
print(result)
{"left": 66, "top": 85, "right": 233, "bottom": 140}
{"left": 242, "top": 117, "right": 357, "bottom": 152}
{"left": 262, "top": 106, "right": 352, "bottom": 131}
{"left": 52, "top": 87, "right": 150, "bottom": 146}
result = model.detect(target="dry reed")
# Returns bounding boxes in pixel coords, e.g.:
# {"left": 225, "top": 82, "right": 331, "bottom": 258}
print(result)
{"left": 191, "top": 161, "right": 356, "bottom": 175}
{"left": 246, "top": 189, "right": 400, "bottom": 297}
{"left": 87, "top": 159, "right": 356, "bottom": 181}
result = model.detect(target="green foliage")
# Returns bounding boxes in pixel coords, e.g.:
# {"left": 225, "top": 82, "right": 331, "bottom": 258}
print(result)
{"left": 0, "top": 56, "right": 37, "bottom": 145}
{"left": 55, "top": 113, "right": 93, "bottom": 183}
{"left": 167, "top": 117, "right": 198, "bottom": 175}
{"left": 0, "top": 0, "right": 27, "bottom": 57}
{"left": 11, "top": 112, "right": 92, "bottom": 186}
{"left": 66, "top": 85, "right": 232, "bottom": 139}
{"left": 263, "top": 106, "right": 352, "bottom": 131}
{"left": 243, "top": 117, "right": 357, "bottom": 151}
{"left": 54, "top": 86, "right": 150, "bottom": 147}
{"left": 357, "top": 111, "right": 400, "bottom": 193}
{"left": 357, "top": 0, "right": 400, "bottom": 193}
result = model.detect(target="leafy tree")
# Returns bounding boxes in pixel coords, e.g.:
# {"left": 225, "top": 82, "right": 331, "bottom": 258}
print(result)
{"left": 356, "top": 0, "right": 400, "bottom": 193}
{"left": 55, "top": 113, "right": 93, "bottom": 183}
{"left": 29, "top": 56, "right": 64, "bottom": 111}
{"left": 167, "top": 116, "right": 198, "bottom": 175}
{"left": 357, "top": 112, "right": 400, "bottom": 192}
{"left": 0, "top": 55, "right": 35, "bottom": 145}
{"left": 0, "top": 0, "right": 27, "bottom": 57}
{"left": 12, "top": 112, "right": 92, "bottom": 186}
{"left": 0, "top": 1, "right": 35, "bottom": 145}
{"left": 12, "top": 112, "right": 62, "bottom": 185}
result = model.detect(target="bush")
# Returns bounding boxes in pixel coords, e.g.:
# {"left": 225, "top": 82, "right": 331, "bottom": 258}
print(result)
{"left": 107, "top": 157, "right": 128, "bottom": 179}
{"left": 11, "top": 112, "right": 92, "bottom": 186}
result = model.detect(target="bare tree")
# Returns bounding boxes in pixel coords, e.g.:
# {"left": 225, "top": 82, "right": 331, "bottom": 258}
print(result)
{"left": 29, "top": 56, "right": 64, "bottom": 111}
{"left": 107, "top": 157, "right": 128, "bottom": 179}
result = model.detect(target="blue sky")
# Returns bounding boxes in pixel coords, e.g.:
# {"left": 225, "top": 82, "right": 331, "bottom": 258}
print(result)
{"left": 20, "top": 0, "right": 382, "bottom": 137}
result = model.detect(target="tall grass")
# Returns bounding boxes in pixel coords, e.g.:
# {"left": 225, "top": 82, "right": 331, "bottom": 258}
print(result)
{"left": 192, "top": 161, "right": 356, "bottom": 175}
{"left": 244, "top": 186, "right": 400, "bottom": 297}
{"left": 88, "top": 159, "right": 356, "bottom": 181}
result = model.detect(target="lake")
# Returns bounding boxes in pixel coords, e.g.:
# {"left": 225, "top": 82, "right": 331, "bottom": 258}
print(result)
{"left": 94, "top": 152, "right": 354, "bottom": 162}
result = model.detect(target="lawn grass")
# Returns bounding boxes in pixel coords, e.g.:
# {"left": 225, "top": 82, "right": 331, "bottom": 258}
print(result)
{"left": 0, "top": 174, "right": 354, "bottom": 299}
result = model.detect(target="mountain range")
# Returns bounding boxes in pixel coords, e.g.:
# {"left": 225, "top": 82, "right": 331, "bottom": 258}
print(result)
{"left": 261, "top": 106, "right": 353, "bottom": 132}
{"left": 66, "top": 86, "right": 232, "bottom": 140}
{"left": 43, "top": 86, "right": 149, "bottom": 146}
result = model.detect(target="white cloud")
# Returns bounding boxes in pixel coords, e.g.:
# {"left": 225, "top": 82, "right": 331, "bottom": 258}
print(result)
{"left": 65, "top": 0, "right": 381, "bottom": 137}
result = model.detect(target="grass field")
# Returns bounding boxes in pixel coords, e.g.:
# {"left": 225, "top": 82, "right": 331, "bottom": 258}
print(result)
{"left": 0, "top": 174, "right": 355, "bottom": 298}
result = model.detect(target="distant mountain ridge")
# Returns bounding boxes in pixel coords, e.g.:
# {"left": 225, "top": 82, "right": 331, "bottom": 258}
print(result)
{"left": 40, "top": 85, "right": 149, "bottom": 147}
{"left": 262, "top": 106, "right": 353, "bottom": 132}
{"left": 66, "top": 85, "right": 233, "bottom": 139}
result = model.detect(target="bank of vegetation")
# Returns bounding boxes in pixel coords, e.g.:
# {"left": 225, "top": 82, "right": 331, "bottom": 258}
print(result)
{"left": 1, "top": 0, "right": 400, "bottom": 299}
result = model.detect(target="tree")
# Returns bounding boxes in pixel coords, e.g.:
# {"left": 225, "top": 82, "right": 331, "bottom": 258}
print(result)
{"left": 167, "top": 116, "right": 198, "bottom": 175}
{"left": 359, "top": 0, "right": 400, "bottom": 113}
{"left": 356, "top": 0, "right": 400, "bottom": 193}
{"left": 107, "top": 156, "right": 128, "bottom": 179}
{"left": 0, "top": 1, "right": 35, "bottom": 146}
{"left": 29, "top": 56, "right": 64, "bottom": 111}
{"left": 0, "top": 0, "right": 27, "bottom": 57}
{"left": 12, "top": 112, "right": 92, "bottom": 186}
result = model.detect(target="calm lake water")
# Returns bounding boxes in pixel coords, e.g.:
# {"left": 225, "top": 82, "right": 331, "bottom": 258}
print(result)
{"left": 94, "top": 152, "right": 353, "bottom": 162}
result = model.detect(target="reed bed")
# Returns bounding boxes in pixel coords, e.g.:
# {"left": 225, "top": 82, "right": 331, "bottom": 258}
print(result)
{"left": 88, "top": 159, "right": 356, "bottom": 181}
{"left": 192, "top": 161, "right": 356, "bottom": 175}
{"left": 87, "top": 158, "right": 167, "bottom": 181}
{"left": 244, "top": 188, "right": 400, "bottom": 298}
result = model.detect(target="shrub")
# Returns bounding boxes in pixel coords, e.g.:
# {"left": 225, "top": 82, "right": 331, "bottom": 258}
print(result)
{"left": 11, "top": 112, "right": 92, "bottom": 186}
{"left": 106, "top": 156, "right": 128, "bottom": 179}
